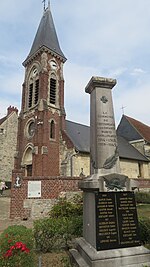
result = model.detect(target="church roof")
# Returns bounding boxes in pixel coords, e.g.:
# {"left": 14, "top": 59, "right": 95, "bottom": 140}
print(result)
{"left": 117, "top": 135, "right": 148, "bottom": 161}
{"left": 65, "top": 120, "right": 148, "bottom": 162}
{"left": 117, "top": 115, "right": 150, "bottom": 143}
{"left": 66, "top": 120, "right": 90, "bottom": 153}
{"left": 24, "top": 6, "right": 66, "bottom": 63}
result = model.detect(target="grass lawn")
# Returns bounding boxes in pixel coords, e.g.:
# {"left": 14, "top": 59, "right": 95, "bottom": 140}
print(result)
{"left": 137, "top": 204, "right": 150, "bottom": 219}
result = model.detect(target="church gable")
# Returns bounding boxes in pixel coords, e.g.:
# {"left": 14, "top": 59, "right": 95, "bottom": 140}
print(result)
{"left": 125, "top": 115, "right": 150, "bottom": 143}
{"left": 117, "top": 115, "right": 142, "bottom": 141}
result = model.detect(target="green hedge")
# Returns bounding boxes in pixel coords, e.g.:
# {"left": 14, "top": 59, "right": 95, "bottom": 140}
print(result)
{"left": 138, "top": 217, "right": 150, "bottom": 244}
{"left": 135, "top": 192, "right": 150, "bottom": 204}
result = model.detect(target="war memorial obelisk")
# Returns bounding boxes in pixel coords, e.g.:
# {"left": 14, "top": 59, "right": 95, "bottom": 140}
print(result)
{"left": 70, "top": 77, "right": 150, "bottom": 267}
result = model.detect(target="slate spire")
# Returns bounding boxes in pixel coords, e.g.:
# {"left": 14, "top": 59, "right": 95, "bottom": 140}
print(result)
{"left": 24, "top": 3, "right": 66, "bottom": 64}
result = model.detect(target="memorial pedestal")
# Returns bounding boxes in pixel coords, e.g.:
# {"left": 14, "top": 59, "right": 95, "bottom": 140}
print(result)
{"left": 70, "top": 177, "right": 150, "bottom": 267}
{"left": 70, "top": 77, "right": 150, "bottom": 266}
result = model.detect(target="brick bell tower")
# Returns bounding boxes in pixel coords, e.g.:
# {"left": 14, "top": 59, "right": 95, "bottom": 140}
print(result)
{"left": 14, "top": 2, "right": 67, "bottom": 177}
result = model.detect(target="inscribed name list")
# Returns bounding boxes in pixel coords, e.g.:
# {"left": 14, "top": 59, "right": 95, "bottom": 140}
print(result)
{"left": 95, "top": 191, "right": 140, "bottom": 250}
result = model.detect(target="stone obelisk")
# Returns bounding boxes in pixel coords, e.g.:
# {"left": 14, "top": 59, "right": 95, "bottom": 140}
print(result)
{"left": 80, "top": 76, "right": 129, "bottom": 191}
{"left": 86, "top": 77, "right": 120, "bottom": 175}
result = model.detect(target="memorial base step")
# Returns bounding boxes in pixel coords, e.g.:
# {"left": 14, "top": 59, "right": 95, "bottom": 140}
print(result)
{"left": 70, "top": 238, "right": 150, "bottom": 267}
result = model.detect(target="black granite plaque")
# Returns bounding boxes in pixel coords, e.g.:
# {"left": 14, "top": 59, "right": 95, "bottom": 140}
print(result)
{"left": 95, "top": 191, "right": 141, "bottom": 251}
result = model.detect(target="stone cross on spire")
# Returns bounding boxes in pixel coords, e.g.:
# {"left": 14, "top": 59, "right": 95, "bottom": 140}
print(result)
{"left": 121, "top": 104, "right": 126, "bottom": 114}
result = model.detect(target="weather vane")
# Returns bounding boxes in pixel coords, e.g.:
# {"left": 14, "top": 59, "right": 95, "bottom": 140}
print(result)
{"left": 42, "top": 0, "right": 46, "bottom": 11}
{"left": 42, "top": 0, "right": 50, "bottom": 11}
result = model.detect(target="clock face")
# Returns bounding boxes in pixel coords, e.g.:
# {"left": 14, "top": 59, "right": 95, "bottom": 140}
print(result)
{"left": 28, "top": 121, "right": 35, "bottom": 137}
{"left": 32, "top": 68, "right": 38, "bottom": 77}
{"left": 50, "top": 60, "right": 57, "bottom": 70}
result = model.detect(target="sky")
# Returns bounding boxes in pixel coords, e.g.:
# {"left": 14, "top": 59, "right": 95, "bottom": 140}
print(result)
{"left": 0, "top": 0, "right": 150, "bottom": 127}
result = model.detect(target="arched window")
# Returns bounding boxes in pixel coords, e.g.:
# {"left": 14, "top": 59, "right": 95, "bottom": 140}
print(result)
{"left": 28, "top": 67, "right": 39, "bottom": 109}
{"left": 50, "top": 120, "right": 55, "bottom": 139}
{"left": 49, "top": 74, "right": 56, "bottom": 105}
{"left": 22, "top": 146, "right": 33, "bottom": 176}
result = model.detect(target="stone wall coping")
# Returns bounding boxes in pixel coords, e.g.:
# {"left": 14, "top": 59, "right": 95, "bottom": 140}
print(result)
{"left": 23, "top": 176, "right": 84, "bottom": 181}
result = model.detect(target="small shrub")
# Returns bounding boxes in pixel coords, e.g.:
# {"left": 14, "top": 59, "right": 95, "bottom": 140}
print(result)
{"left": 138, "top": 217, "right": 150, "bottom": 244}
{"left": 0, "top": 225, "right": 35, "bottom": 267}
{"left": 34, "top": 195, "right": 83, "bottom": 252}
{"left": 34, "top": 215, "right": 83, "bottom": 253}
{"left": 135, "top": 192, "right": 150, "bottom": 204}
{"left": 50, "top": 194, "right": 83, "bottom": 218}
{"left": 34, "top": 218, "right": 62, "bottom": 252}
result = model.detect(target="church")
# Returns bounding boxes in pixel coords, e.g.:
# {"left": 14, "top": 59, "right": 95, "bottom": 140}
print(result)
{"left": 2, "top": 2, "right": 149, "bottom": 219}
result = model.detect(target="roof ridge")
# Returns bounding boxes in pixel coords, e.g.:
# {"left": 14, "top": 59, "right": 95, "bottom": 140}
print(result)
{"left": 66, "top": 119, "right": 90, "bottom": 128}
{"left": 124, "top": 115, "right": 150, "bottom": 128}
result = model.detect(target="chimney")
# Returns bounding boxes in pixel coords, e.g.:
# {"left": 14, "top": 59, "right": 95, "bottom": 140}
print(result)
{"left": 7, "top": 106, "right": 18, "bottom": 116}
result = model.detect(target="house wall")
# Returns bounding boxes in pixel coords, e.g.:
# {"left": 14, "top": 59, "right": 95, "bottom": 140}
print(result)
{"left": 73, "top": 153, "right": 90, "bottom": 177}
{"left": 66, "top": 154, "right": 150, "bottom": 179}
{"left": 59, "top": 138, "right": 74, "bottom": 176}
{"left": 0, "top": 112, "right": 18, "bottom": 181}
{"left": 60, "top": 140, "right": 90, "bottom": 177}
{"left": 61, "top": 150, "right": 150, "bottom": 179}
{"left": 120, "top": 158, "right": 149, "bottom": 178}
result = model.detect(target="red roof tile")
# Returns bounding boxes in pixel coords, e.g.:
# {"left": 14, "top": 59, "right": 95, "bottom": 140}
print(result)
{"left": 125, "top": 115, "right": 150, "bottom": 142}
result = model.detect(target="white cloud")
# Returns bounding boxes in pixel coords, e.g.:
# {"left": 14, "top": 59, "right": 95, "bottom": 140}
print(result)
{"left": 130, "top": 68, "right": 146, "bottom": 76}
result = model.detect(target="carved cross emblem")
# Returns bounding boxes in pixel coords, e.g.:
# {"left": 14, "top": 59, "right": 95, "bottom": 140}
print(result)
{"left": 100, "top": 96, "right": 108, "bottom": 104}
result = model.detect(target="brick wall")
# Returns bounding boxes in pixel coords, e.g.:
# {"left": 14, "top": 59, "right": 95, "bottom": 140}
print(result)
{"left": 10, "top": 171, "right": 83, "bottom": 219}
{"left": 132, "top": 178, "right": 150, "bottom": 189}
